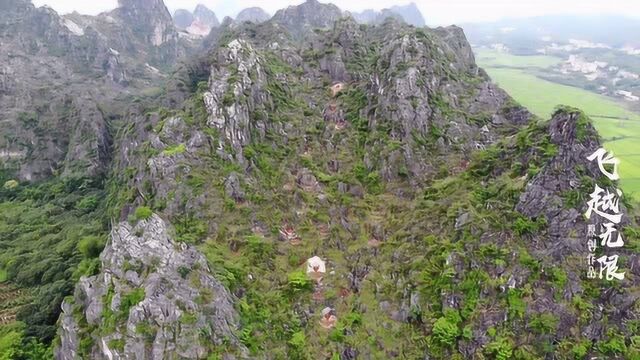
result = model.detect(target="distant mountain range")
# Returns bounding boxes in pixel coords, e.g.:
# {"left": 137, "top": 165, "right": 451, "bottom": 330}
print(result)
{"left": 352, "top": 2, "right": 425, "bottom": 27}
{"left": 172, "top": 2, "right": 426, "bottom": 37}
{"left": 462, "top": 15, "right": 640, "bottom": 55}
{"left": 172, "top": 4, "right": 220, "bottom": 36}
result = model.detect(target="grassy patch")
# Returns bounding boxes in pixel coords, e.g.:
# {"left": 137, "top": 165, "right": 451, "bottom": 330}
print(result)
{"left": 476, "top": 50, "right": 640, "bottom": 200}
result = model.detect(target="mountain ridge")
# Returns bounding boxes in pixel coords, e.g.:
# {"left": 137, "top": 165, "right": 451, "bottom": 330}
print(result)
{"left": 0, "top": 0, "right": 638, "bottom": 359}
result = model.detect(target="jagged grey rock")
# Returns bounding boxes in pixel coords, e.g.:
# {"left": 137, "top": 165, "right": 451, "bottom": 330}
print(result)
{"left": 193, "top": 4, "right": 219, "bottom": 28}
{"left": 225, "top": 172, "right": 245, "bottom": 201}
{"left": 203, "top": 39, "right": 274, "bottom": 163}
{"left": 114, "top": 0, "right": 178, "bottom": 47}
{"left": 272, "top": 0, "right": 343, "bottom": 39}
{"left": 0, "top": 0, "right": 197, "bottom": 181}
{"left": 517, "top": 110, "right": 618, "bottom": 258}
{"left": 56, "top": 214, "right": 246, "bottom": 359}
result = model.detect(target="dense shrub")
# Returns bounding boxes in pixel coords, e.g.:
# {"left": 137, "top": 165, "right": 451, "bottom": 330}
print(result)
{"left": 0, "top": 177, "right": 107, "bottom": 345}
{"left": 432, "top": 310, "right": 462, "bottom": 347}
{"left": 134, "top": 206, "right": 153, "bottom": 220}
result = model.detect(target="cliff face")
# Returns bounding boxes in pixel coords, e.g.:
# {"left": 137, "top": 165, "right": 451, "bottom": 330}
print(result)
{"left": 0, "top": 0, "right": 638, "bottom": 359}
{"left": 172, "top": 4, "right": 219, "bottom": 37}
{"left": 0, "top": 0, "right": 199, "bottom": 182}
{"left": 173, "top": 9, "right": 194, "bottom": 29}
{"left": 114, "top": 0, "right": 176, "bottom": 47}
{"left": 0, "top": 0, "right": 117, "bottom": 180}
{"left": 193, "top": 4, "right": 219, "bottom": 29}
{"left": 272, "top": 0, "right": 344, "bottom": 39}
{"left": 513, "top": 109, "right": 639, "bottom": 342}
{"left": 56, "top": 215, "right": 245, "bottom": 359}
{"left": 60, "top": 1, "right": 638, "bottom": 357}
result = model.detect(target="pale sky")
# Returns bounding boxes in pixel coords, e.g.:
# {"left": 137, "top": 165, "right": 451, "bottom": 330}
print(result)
{"left": 31, "top": 0, "right": 640, "bottom": 26}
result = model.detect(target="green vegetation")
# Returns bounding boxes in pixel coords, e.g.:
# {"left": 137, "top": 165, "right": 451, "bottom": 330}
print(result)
{"left": 484, "top": 337, "right": 514, "bottom": 360}
{"left": 287, "top": 270, "right": 313, "bottom": 293}
{"left": 476, "top": 49, "right": 563, "bottom": 69}
{"left": 134, "top": 206, "right": 153, "bottom": 221}
{"left": 476, "top": 49, "right": 640, "bottom": 200}
{"left": 432, "top": 310, "right": 462, "bottom": 347}
{"left": 0, "top": 176, "right": 107, "bottom": 355}
{"left": 162, "top": 143, "right": 187, "bottom": 156}
{"left": 0, "top": 323, "right": 50, "bottom": 360}
{"left": 529, "top": 313, "right": 559, "bottom": 334}
{"left": 512, "top": 215, "right": 547, "bottom": 236}
{"left": 1, "top": 24, "right": 636, "bottom": 360}
{"left": 120, "top": 289, "right": 145, "bottom": 316}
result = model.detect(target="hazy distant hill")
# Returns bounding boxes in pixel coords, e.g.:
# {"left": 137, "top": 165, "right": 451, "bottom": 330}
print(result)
{"left": 235, "top": 7, "right": 270, "bottom": 23}
{"left": 352, "top": 2, "right": 425, "bottom": 27}
{"left": 463, "top": 15, "right": 640, "bottom": 54}
{"left": 172, "top": 4, "right": 219, "bottom": 36}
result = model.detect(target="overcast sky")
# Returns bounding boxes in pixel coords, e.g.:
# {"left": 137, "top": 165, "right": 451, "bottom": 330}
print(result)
{"left": 31, "top": 0, "right": 640, "bottom": 26}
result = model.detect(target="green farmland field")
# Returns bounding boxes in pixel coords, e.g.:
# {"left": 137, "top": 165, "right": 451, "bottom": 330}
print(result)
{"left": 476, "top": 49, "right": 640, "bottom": 201}
{"left": 476, "top": 50, "right": 563, "bottom": 68}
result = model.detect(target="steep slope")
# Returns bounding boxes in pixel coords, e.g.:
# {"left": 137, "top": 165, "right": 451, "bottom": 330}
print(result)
{"left": 0, "top": 0, "right": 638, "bottom": 359}
{"left": 388, "top": 3, "right": 426, "bottom": 27}
{"left": 0, "top": 0, "right": 119, "bottom": 181}
{"left": 0, "top": 0, "right": 198, "bottom": 353}
{"left": 272, "top": 0, "right": 343, "bottom": 39}
{"left": 172, "top": 4, "right": 219, "bottom": 37}
{"left": 0, "top": 0, "right": 196, "bottom": 182}
{"left": 193, "top": 4, "right": 219, "bottom": 29}
{"left": 57, "top": 6, "right": 640, "bottom": 358}
{"left": 56, "top": 214, "right": 246, "bottom": 359}
{"left": 112, "top": 0, "right": 177, "bottom": 48}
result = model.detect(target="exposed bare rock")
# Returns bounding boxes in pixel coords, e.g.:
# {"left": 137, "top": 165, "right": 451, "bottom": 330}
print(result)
{"left": 272, "top": 0, "right": 344, "bottom": 39}
{"left": 225, "top": 172, "right": 245, "bottom": 201}
{"left": 114, "top": 0, "right": 177, "bottom": 47}
{"left": 517, "top": 108, "right": 610, "bottom": 258}
{"left": 56, "top": 214, "right": 246, "bottom": 359}
{"left": 203, "top": 39, "right": 274, "bottom": 162}
{"left": 297, "top": 168, "right": 320, "bottom": 192}
{"left": 193, "top": 4, "right": 219, "bottom": 29}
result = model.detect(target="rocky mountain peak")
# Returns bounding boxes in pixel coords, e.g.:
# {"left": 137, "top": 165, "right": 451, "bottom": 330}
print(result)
{"left": 517, "top": 107, "right": 614, "bottom": 257}
{"left": 235, "top": 7, "right": 271, "bottom": 24}
{"left": 352, "top": 2, "right": 426, "bottom": 27}
{"left": 193, "top": 4, "right": 219, "bottom": 28}
{"left": 172, "top": 4, "right": 219, "bottom": 36}
{"left": 1, "top": 1, "right": 638, "bottom": 359}
{"left": 0, "top": 0, "right": 33, "bottom": 15}
{"left": 390, "top": 2, "right": 425, "bottom": 26}
{"left": 117, "top": 0, "right": 170, "bottom": 14}
{"left": 114, "top": 0, "right": 176, "bottom": 46}
{"left": 272, "top": 0, "right": 343, "bottom": 38}
{"left": 56, "top": 214, "right": 247, "bottom": 359}
{"left": 547, "top": 106, "right": 600, "bottom": 146}
{"left": 172, "top": 8, "right": 194, "bottom": 29}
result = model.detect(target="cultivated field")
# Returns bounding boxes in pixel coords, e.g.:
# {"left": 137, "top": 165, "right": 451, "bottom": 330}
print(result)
{"left": 477, "top": 49, "right": 640, "bottom": 201}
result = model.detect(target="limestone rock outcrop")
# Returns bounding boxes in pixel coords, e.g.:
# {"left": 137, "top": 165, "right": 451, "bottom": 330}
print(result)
{"left": 56, "top": 214, "right": 246, "bottom": 359}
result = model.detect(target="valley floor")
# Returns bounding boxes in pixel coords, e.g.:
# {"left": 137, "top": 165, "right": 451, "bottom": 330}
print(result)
{"left": 476, "top": 49, "right": 640, "bottom": 202}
